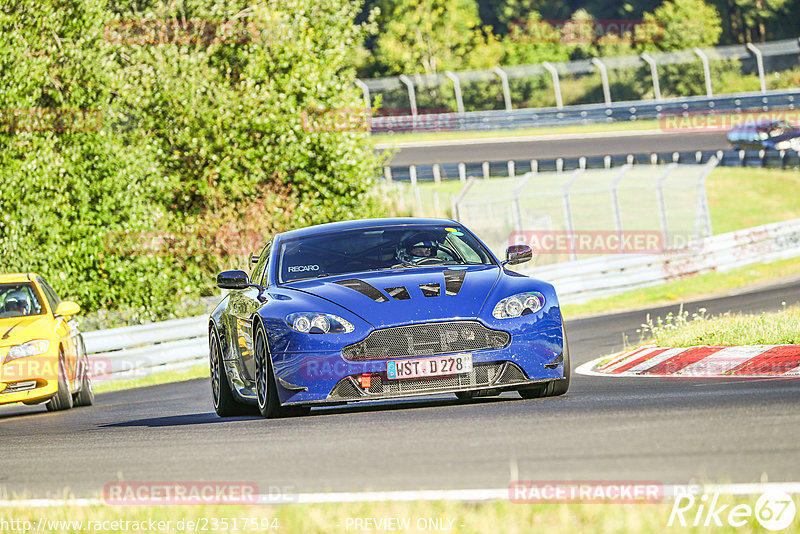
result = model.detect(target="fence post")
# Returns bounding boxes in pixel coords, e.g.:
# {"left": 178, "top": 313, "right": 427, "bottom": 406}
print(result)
{"left": 591, "top": 57, "right": 612, "bottom": 105}
{"left": 354, "top": 79, "right": 371, "bottom": 114}
{"left": 452, "top": 177, "right": 476, "bottom": 221}
{"left": 512, "top": 172, "right": 535, "bottom": 232}
{"left": 693, "top": 48, "right": 713, "bottom": 97}
{"left": 445, "top": 71, "right": 465, "bottom": 114}
{"left": 656, "top": 163, "right": 678, "bottom": 250}
{"left": 542, "top": 62, "right": 563, "bottom": 109}
{"left": 640, "top": 53, "right": 662, "bottom": 101}
{"left": 398, "top": 75, "right": 418, "bottom": 124}
{"left": 694, "top": 157, "right": 717, "bottom": 241}
{"left": 493, "top": 66, "right": 513, "bottom": 111}
{"left": 746, "top": 43, "right": 767, "bottom": 93}
{"left": 562, "top": 169, "right": 585, "bottom": 261}
{"left": 610, "top": 164, "right": 633, "bottom": 251}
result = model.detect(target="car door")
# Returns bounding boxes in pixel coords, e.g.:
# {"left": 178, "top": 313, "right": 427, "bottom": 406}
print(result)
{"left": 36, "top": 277, "right": 80, "bottom": 389}
{"left": 226, "top": 242, "right": 271, "bottom": 385}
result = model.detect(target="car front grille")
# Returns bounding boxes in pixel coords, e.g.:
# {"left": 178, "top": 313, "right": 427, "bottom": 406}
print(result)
{"left": 342, "top": 321, "right": 510, "bottom": 361}
{"left": 329, "top": 361, "right": 529, "bottom": 400}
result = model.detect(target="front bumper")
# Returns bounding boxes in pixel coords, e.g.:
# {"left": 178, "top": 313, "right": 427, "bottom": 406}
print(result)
{"left": 270, "top": 326, "right": 565, "bottom": 406}
{"left": 0, "top": 352, "right": 59, "bottom": 406}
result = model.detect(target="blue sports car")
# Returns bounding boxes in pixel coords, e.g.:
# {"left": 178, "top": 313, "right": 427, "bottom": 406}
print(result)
{"left": 208, "top": 218, "right": 569, "bottom": 418}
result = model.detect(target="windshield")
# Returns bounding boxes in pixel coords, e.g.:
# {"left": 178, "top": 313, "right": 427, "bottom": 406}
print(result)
{"left": 0, "top": 283, "right": 45, "bottom": 318}
{"left": 277, "top": 224, "right": 495, "bottom": 283}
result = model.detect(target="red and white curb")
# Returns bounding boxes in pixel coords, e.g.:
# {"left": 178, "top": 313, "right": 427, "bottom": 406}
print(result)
{"left": 576, "top": 344, "right": 800, "bottom": 378}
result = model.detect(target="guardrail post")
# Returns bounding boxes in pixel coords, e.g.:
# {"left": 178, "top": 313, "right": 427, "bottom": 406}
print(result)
{"left": 656, "top": 163, "right": 678, "bottom": 249}
{"left": 746, "top": 43, "right": 767, "bottom": 93}
{"left": 493, "top": 66, "right": 513, "bottom": 111}
{"left": 433, "top": 163, "right": 441, "bottom": 184}
{"left": 590, "top": 58, "right": 612, "bottom": 105}
{"left": 640, "top": 53, "right": 662, "bottom": 101}
{"left": 482, "top": 162, "right": 490, "bottom": 179}
{"left": 384, "top": 166, "right": 393, "bottom": 182}
{"left": 398, "top": 75, "right": 418, "bottom": 126}
{"left": 458, "top": 162, "right": 466, "bottom": 182}
{"left": 611, "top": 164, "right": 633, "bottom": 251}
{"left": 409, "top": 164, "right": 418, "bottom": 186}
{"left": 693, "top": 48, "right": 713, "bottom": 97}
{"left": 445, "top": 71, "right": 465, "bottom": 114}
{"left": 354, "top": 79, "right": 372, "bottom": 114}
{"left": 562, "top": 169, "right": 585, "bottom": 261}
{"left": 508, "top": 160, "right": 515, "bottom": 177}
{"left": 531, "top": 159, "right": 538, "bottom": 173}
{"left": 542, "top": 62, "right": 564, "bottom": 109}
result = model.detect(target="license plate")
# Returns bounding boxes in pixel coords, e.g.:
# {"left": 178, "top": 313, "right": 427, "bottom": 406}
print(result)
{"left": 386, "top": 353, "right": 473, "bottom": 380}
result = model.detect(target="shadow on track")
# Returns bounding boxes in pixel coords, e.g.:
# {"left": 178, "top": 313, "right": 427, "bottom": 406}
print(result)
{"left": 100, "top": 412, "right": 257, "bottom": 427}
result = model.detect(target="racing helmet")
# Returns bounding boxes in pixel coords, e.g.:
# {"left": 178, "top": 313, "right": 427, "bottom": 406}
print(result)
{"left": 4, "top": 290, "right": 30, "bottom": 315}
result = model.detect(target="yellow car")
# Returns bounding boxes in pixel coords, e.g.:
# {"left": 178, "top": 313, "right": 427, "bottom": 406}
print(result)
{"left": 0, "top": 273, "right": 94, "bottom": 411}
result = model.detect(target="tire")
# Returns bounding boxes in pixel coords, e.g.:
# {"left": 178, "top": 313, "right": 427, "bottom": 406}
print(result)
{"left": 254, "top": 324, "right": 309, "bottom": 418}
{"left": 72, "top": 342, "right": 95, "bottom": 407}
{"left": 46, "top": 350, "right": 74, "bottom": 412}
{"left": 210, "top": 326, "right": 256, "bottom": 417}
{"left": 518, "top": 324, "right": 571, "bottom": 399}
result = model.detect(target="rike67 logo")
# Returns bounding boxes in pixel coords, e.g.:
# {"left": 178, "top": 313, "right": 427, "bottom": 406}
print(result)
{"left": 669, "top": 490, "right": 796, "bottom": 531}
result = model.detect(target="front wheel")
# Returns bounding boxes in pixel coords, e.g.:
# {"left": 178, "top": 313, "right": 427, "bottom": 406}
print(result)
{"left": 255, "top": 325, "right": 308, "bottom": 418}
{"left": 46, "top": 350, "right": 73, "bottom": 412}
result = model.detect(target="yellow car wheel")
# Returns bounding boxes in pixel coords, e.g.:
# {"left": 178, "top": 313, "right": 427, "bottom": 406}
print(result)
{"left": 45, "top": 350, "right": 73, "bottom": 412}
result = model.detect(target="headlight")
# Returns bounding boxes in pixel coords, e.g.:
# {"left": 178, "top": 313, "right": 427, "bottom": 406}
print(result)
{"left": 492, "top": 292, "right": 545, "bottom": 319}
{"left": 5, "top": 339, "right": 50, "bottom": 363}
{"left": 286, "top": 313, "right": 354, "bottom": 334}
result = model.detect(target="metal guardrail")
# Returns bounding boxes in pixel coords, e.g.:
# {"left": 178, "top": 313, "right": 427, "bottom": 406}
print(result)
{"left": 79, "top": 219, "right": 800, "bottom": 375}
{"left": 384, "top": 148, "right": 800, "bottom": 182}
{"left": 523, "top": 217, "right": 800, "bottom": 303}
{"left": 371, "top": 88, "right": 800, "bottom": 134}
{"left": 83, "top": 316, "right": 208, "bottom": 379}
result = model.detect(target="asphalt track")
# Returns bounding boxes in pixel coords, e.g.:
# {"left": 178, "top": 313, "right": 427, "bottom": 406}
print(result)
{"left": 381, "top": 131, "right": 728, "bottom": 166}
{"left": 1, "top": 279, "right": 799, "bottom": 498}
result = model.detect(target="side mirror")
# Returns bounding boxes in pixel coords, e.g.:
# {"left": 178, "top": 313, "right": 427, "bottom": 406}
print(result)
{"left": 217, "top": 270, "right": 250, "bottom": 290}
{"left": 504, "top": 244, "right": 533, "bottom": 266}
{"left": 55, "top": 301, "right": 80, "bottom": 317}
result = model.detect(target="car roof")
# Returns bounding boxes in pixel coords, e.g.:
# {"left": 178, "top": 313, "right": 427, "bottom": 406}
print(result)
{"left": 277, "top": 217, "right": 460, "bottom": 241}
{"left": 0, "top": 273, "right": 39, "bottom": 284}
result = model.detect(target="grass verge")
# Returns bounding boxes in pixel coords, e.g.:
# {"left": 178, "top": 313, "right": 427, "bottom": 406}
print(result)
{"left": 93, "top": 364, "right": 208, "bottom": 394}
{"left": 561, "top": 257, "right": 800, "bottom": 318}
{"left": 2, "top": 498, "right": 794, "bottom": 533}
{"left": 636, "top": 304, "right": 800, "bottom": 347}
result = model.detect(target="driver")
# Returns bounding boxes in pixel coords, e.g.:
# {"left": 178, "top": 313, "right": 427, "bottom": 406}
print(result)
{"left": 3, "top": 291, "right": 30, "bottom": 316}
{"left": 397, "top": 238, "right": 439, "bottom": 264}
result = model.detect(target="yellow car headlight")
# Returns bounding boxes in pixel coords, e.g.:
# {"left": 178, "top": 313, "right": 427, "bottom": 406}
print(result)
{"left": 5, "top": 339, "right": 50, "bottom": 364}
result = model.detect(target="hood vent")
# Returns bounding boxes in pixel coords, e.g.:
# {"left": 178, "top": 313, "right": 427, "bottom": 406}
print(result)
{"left": 334, "top": 279, "right": 389, "bottom": 302}
{"left": 443, "top": 270, "right": 466, "bottom": 296}
{"left": 419, "top": 283, "right": 440, "bottom": 297}
{"left": 384, "top": 287, "right": 411, "bottom": 300}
